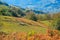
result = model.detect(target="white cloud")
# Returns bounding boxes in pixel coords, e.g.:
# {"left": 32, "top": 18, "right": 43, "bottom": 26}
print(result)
{"left": 49, "top": 0, "right": 56, "bottom": 3}
{"left": 27, "top": 5, "right": 35, "bottom": 8}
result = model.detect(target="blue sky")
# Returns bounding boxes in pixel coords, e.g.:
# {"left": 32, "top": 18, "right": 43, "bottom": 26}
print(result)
{"left": 1, "top": 0, "right": 60, "bottom": 13}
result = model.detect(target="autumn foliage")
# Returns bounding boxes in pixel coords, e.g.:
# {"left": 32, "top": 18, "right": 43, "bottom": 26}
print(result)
{"left": 0, "top": 30, "right": 60, "bottom": 40}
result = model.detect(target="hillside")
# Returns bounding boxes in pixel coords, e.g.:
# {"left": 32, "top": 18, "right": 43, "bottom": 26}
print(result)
{"left": 0, "top": 1, "right": 49, "bottom": 34}
{"left": 0, "top": 15, "right": 60, "bottom": 40}
{"left": 0, "top": 1, "right": 60, "bottom": 40}
{"left": 0, "top": 15, "right": 47, "bottom": 34}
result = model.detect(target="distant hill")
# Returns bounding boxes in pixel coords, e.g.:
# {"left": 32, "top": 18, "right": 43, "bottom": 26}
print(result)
{"left": 0, "top": 1, "right": 26, "bottom": 17}
{"left": 21, "top": 8, "right": 46, "bottom": 14}
{"left": 0, "top": 1, "right": 9, "bottom": 6}
{"left": 0, "top": 1, "right": 47, "bottom": 19}
{"left": 32, "top": 10, "right": 46, "bottom": 14}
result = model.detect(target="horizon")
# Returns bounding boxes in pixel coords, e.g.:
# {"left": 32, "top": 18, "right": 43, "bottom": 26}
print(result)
{"left": 1, "top": 0, "right": 60, "bottom": 13}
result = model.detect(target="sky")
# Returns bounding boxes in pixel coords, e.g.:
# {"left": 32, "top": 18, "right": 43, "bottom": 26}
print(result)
{"left": 1, "top": 0, "right": 60, "bottom": 13}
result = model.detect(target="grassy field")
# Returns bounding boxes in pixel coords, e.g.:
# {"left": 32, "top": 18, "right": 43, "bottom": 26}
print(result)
{"left": 0, "top": 16, "right": 47, "bottom": 34}
{"left": 39, "top": 21, "right": 51, "bottom": 27}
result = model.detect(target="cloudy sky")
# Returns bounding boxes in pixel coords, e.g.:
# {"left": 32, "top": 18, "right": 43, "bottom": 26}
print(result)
{"left": 1, "top": 0, "right": 60, "bottom": 13}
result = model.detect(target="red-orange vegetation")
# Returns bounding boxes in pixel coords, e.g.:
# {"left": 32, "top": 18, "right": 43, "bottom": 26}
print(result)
{"left": 0, "top": 30, "right": 60, "bottom": 40}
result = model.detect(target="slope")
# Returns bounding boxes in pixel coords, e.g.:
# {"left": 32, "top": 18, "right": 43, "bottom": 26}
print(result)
{"left": 0, "top": 16, "right": 47, "bottom": 34}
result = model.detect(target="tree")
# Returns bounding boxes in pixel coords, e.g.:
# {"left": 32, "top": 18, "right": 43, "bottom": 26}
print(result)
{"left": 52, "top": 18, "right": 60, "bottom": 30}
{"left": 30, "top": 13, "right": 38, "bottom": 21}
{"left": 9, "top": 7, "right": 25, "bottom": 17}
{"left": 56, "top": 19, "right": 60, "bottom": 30}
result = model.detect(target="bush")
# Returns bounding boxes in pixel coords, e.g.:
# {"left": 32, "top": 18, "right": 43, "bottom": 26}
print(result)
{"left": 56, "top": 19, "right": 60, "bottom": 30}
{"left": 52, "top": 18, "right": 60, "bottom": 30}
{"left": 30, "top": 13, "right": 38, "bottom": 21}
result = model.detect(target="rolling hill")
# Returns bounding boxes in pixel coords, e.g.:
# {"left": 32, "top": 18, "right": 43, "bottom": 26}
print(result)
{"left": 0, "top": 15, "right": 47, "bottom": 34}
{"left": 0, "top": 1, "right": 51, "bottom": 34}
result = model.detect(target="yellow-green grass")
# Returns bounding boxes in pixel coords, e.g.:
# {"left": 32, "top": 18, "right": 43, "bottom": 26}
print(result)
{"left": 0, "top": 16, "right": 47, "bottom": 34}
{"left": 39, "top": 21, "right": 51, "bottom": 27}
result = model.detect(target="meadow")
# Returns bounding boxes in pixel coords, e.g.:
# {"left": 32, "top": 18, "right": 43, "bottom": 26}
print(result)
{"left": 0, "top": 16, "right": 47, "bottom": 34}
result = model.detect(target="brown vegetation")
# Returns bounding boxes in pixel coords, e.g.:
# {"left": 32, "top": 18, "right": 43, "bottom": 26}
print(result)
{"left": 16, "top": 17, "right": 49, "bottom": 28}
{"left": 0, "top": 30, "right": 60, "bottom": 40}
